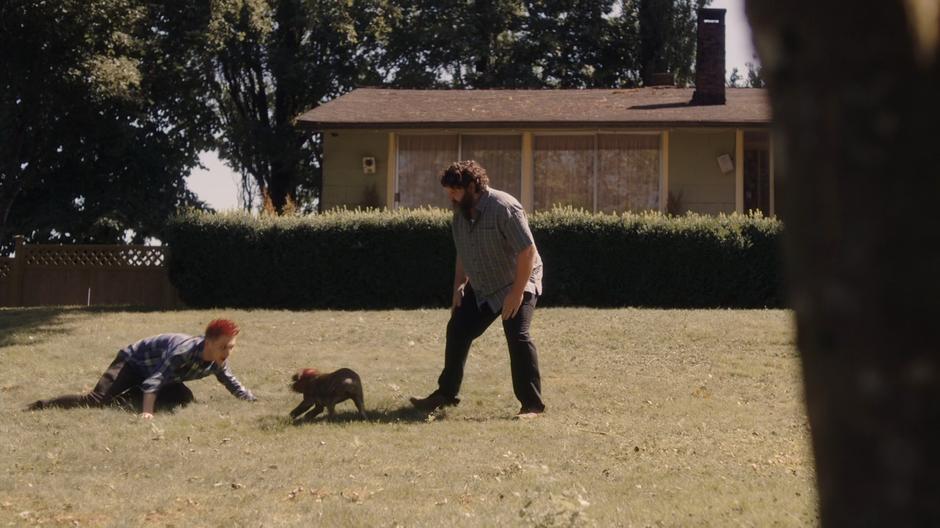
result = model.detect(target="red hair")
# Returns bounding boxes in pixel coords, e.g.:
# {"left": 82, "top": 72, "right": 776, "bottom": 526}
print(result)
{"left": 299, "top": 368, "right": 319, "bottom": 379}
{"left": 205, "top": 319, "right": 240, "bottom": 339}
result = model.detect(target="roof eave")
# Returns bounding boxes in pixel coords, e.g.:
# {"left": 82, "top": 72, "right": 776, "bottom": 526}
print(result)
{"left": 296, "top": 120, "right": 771, "bottom": 131}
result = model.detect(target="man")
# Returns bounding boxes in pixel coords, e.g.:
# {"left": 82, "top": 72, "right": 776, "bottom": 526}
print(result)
{"left": 410, "top": 160, "right": 546, "bottom": 418}
{"left": 27, "top": 319, "right": 256, "bottom": 419}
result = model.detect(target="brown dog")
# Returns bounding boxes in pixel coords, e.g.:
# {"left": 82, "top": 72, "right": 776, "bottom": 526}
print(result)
{"left": 290, "top": 368, "right": 366, "bottom": 421}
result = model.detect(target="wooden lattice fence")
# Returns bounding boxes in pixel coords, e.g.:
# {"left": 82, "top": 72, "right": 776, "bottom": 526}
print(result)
{"left": 0, "top": 236, "right": 182, "bottom": 308}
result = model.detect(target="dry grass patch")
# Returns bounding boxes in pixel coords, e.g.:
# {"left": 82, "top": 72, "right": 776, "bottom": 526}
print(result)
{"left": 0, "top": 307, "right": 816, "bottom": 526}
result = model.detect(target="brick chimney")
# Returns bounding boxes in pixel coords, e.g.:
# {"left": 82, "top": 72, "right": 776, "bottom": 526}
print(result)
{"left": 691, "top": 8, "right": 726, "bottom": 105}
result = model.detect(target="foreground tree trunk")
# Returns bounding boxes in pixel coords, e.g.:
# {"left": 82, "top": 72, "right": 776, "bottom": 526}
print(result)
{"left": 745, "top": 1, "right": 940, "bottom": 524}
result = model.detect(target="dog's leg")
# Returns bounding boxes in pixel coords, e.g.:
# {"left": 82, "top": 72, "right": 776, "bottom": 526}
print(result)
{"left": 289, "top": 399, "right": 315, "bottom": 420}
{"left": 353, "top": 386, "right": 366, "bottom": 419}
{"left": 303, "top": 404, "right": 324, "bottom": 421}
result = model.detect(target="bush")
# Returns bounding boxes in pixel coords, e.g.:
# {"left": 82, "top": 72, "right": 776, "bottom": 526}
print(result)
{"left": 164, "top": 208, "right": 784, "bottom": 309}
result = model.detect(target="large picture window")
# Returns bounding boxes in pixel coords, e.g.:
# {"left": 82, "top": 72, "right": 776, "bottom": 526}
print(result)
{"left": 397, "top": 135, "right": 458, "bottom": 208}
{"left": 534, "top": 133, "right": 661, "bottom": 212}
{"left": 397, "top": 134, "right": 522, "bottom": 208}
{"left": 598, "top": 134, "right": 661, "bottom": 213}
{"left": 533, "top": 135, "right": 595, "bottom": 211}
{"left": 461, "top": 135, "right": 522, "bottom": 199}
{"left": 396, "top": 131, "right": 662, "bottom": 212}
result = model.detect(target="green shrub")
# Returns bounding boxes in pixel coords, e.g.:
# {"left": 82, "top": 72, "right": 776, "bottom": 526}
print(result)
{"left": 164, "top": 208, "right": 784, "bottom": 309}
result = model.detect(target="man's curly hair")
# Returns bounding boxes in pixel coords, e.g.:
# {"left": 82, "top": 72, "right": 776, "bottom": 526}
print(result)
{"left": 440, "top": 160, "right": 489, "bottom": 191}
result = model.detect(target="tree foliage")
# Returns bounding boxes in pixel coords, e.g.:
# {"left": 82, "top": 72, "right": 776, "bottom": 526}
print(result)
{"left": 638, "top": 0, "right": 710, "bottom": 86}
{"left": 207, "top": 0, "right": 385, "bottom": 213}
{"left": 0, "top": 0, "right": 218, "bottom": 252}
{"left": 381, "top": 0, "right": 647, "bottom": 89}
{"left": 1, "top": 0, "right": 716, "bottom": 249}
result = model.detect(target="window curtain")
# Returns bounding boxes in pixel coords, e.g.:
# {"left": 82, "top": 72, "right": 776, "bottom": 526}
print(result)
{"left": 461, "top": 135, "right": 522, "bottom": 200}
{"left": 597, "top": 134, "right": 661, "bottom": 213}
{"left": 397, "top": 135, "right": 458, "bottom": 208}
{"left": 743, "top": 131, "right": 771, "bottom": 214}
{"left": 533, "top": 135, "right": 594, "bottom": 211}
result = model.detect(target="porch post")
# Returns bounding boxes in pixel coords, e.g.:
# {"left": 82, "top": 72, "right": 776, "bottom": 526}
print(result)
{"left": 521, "top": 132, "right": 534, "bottom": 212}
{"left": 769, "top": 132, "right": 776, "bottom": 217}
{"left": 735, "top": 128, "right": 744, "bottom": 213}
{"left": 386, "top": 132, "right": 397, "bottom": 209}
{"left": 660, "top": 130, "right": 670, "bottom": 213}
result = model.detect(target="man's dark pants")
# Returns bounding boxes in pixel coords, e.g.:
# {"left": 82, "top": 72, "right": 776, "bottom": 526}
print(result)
{"left": 435, "top": 284, "right": 545, "bottom": 412}
{"left": 33, "top": 353, "right": 194, "bottom": 411}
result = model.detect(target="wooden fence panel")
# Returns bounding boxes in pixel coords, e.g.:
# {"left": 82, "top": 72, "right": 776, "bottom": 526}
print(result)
{"left": 0, "top": 257, "right": 13, "bottom": 305}
{"left": 0, "top": 240, "right": 182, "bottom": 308}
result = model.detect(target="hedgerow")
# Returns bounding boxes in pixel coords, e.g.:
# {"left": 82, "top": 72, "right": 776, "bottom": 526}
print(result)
{"left": 164, "top": 208, "right": 783, "bottom": 309}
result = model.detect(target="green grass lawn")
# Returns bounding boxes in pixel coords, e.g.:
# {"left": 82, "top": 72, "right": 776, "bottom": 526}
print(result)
{"left": 0, "top": 307, "right": 816, "bottom": 527}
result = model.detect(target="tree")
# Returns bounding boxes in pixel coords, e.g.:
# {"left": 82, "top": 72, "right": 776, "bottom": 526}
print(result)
{"left": 746, "top": 0, "right": 940, "bottom": 524}
{"left": 208, "top": 0, "right": 385, "bottom": 214}
{"left": 381, "top": 0, "right": 643, "bottom": 89}
{"left": 745, "top": 60, "right": 764, "bottom": 87}
{"left": 0, "top": 0, "right": 215, "bottom": 252}
{"left": 517, "top": 0, "right": 639, "bottom": 88}
{"left": 639, "top": 0, "right": 710, "bottom": 86}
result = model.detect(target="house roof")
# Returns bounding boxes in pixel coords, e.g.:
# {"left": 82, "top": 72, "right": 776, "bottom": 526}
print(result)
{"left": 295, "top": 87, "right": 771, "bottom": 130}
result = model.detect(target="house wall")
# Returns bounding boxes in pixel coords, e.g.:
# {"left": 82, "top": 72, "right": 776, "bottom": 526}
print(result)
{"left": 321, "top": 127, "right": 749, "bottom": 215}
{"left": 667, "top": 129, "right": 737, "bottom": 214}
{"left": 321, "top": 131, "right": 389, "bottom": 210}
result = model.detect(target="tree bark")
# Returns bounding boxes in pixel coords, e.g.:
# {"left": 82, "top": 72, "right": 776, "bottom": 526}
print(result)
{"left": 745, "top": 1, "right": 940, "bottom": 525}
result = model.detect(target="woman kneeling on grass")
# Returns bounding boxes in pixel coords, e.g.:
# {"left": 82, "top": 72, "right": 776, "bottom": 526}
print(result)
{"left": 26, "top": 319, "right": 256, "bottom": 419}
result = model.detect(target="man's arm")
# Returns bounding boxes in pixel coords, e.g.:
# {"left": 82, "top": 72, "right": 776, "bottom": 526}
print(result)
{"left": 140, "top": 392, "right": 157, "bottom": 419}
{"left": 502, "top": 244, "right": 536, "bottom": 320}
{"left": 452, "top": 255, "right": 469, "bottom": 312}
{"left": 215, "top": 364, "right": 256, "bottom": 401}
{"left": 138, "top": 358, "right": 176, "bottom": 418}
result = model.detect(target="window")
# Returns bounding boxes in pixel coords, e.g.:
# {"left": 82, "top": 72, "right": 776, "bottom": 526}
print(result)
{"left": 533, "top": 135, "right": 595, "bottom": 211}
{"left": 397, "top": 134, "right": 522, "bottom": 208}
{"left": 535, "top": 133, "right": 661, "bottom": 212}
{"left": 397, "top": 135, "right": 458, "bottom": 208}
{"left": 461, "top": 135, "right": 522, "bottom": 199}
{"left": 743, "top": 131, "right": 771, "bottom": 215}
{"left": 598, "top": 134, "right": 661, "bottom": 213}
{"left": 396, "top": 131, "right": 663, "bottom": 212}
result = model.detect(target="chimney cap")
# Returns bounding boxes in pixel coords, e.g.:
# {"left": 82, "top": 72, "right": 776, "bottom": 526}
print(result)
{"left": 697, "top": 8, "right": 726, "bottom": 23}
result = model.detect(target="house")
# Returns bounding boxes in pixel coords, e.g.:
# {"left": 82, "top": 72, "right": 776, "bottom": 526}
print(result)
{"left": 296, "top": 8, "right": 774, "bottom": 216}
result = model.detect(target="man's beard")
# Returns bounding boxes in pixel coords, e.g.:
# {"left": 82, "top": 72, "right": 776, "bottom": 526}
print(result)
{"left": 452, "top": 189, "right": 476, "bottom": 220}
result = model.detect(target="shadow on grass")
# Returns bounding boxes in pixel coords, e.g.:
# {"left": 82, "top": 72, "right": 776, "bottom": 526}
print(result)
{"left": 256, "top": 405, "right": 433, "bottom": 431}
{"left": 0, "top": 305, "right": 189, "bottom": 348}
{"left": 0, "top": 306, "right": 73, "bottom": 348}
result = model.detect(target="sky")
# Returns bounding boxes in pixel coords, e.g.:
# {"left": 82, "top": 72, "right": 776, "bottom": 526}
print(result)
{"left": 185, "top": 0, "right": 757, "bottom": 211}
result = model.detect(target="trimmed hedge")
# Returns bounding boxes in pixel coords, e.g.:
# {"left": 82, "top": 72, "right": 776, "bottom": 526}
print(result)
{"left": 164, "top": 208, "right": 784, "bottom": 309}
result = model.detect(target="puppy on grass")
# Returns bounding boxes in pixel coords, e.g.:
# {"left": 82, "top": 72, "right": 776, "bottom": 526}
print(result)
{"left": 290, "top": 368, "right": 367, "bottom": 421}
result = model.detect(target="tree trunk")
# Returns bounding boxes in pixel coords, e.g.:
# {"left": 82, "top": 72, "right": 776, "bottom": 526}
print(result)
{"left": 745, "top": 1, "right": 940, "bottom": 525}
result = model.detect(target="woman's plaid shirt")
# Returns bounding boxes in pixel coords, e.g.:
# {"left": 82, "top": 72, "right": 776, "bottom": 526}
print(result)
{"left": 119, "top": 333, "right": 255, "bottom": 400}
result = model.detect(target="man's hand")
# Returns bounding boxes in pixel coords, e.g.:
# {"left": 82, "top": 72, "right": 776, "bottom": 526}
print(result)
{"left": 141, "top": 392, "right": 157, "bottom": 418}
{"left": 452, "top": 283, "right": 466, "bottom": 313}
{"left": 502, "top": 290, "right": 524, "bottom": 320}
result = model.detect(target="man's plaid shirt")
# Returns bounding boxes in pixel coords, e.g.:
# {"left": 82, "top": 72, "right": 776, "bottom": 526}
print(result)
{"left": 452, "top": 188, "right": 543, "bottom": 312}
{"left": 119, "top": 333, "right": 255, "bottom": 399}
